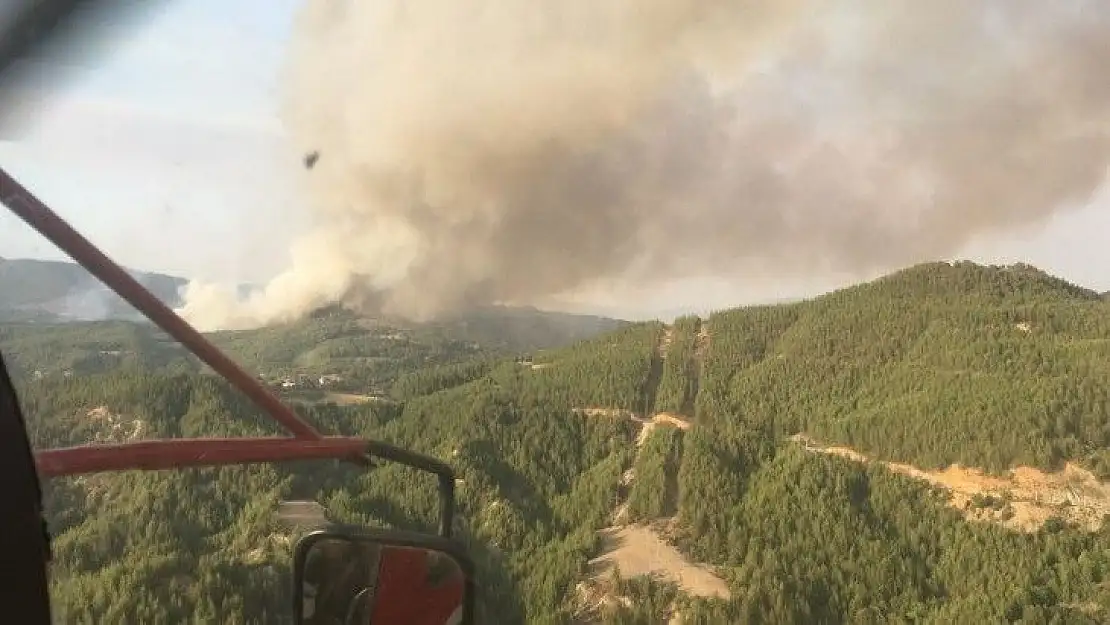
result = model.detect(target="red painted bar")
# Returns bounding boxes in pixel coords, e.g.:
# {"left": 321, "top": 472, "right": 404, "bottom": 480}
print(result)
{"left": 36, "top": 437, "right": 368, "bottom": 477}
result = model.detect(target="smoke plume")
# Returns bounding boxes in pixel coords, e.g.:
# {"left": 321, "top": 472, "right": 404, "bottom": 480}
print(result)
{"left": 178, "top": 0, "right": 1110, "bottom": 330}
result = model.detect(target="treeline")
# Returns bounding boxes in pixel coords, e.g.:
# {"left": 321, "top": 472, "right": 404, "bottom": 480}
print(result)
{"left": 390, "top": 359, "right": 497, "bottom": 401}
{"left": 529, "top": 322, "right": 663, "bottom": 412}
{"left": 626, "top": 427, "right": 684, "bottom": 521}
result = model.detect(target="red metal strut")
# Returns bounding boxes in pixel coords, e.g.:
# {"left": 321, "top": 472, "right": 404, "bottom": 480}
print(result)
{"left": 35, "top": 438, "right": 369, "bottom": 478}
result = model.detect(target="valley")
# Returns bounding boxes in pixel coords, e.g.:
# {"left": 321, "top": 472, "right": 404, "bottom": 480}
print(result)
{"left": 7, "top": 260, "right": 1110, "bottom": 623}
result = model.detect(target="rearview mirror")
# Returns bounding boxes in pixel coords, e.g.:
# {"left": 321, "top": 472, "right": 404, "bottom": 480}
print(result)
{"left": 294, "top": 528, "right": 476, "bottom": 625}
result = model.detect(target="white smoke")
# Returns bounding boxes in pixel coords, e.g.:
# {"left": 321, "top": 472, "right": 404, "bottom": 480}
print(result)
{"left": 178, "top": 0, "right": 1110, "bottom": 330}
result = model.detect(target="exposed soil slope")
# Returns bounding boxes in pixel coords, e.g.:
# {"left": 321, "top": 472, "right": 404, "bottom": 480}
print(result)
{"left": 793, "top": 434, "right": 1110, "bottom": 531}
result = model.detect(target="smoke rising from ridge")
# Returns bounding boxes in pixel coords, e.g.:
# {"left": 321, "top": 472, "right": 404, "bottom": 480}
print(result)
{"left": 178, "top": 0, "right": 1110, "bottom": 330}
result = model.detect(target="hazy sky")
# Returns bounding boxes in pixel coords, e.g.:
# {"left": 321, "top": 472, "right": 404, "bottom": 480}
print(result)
{"left": 0, "top": 0, "right": 306, "bottom": 282}
{"left": 0, "top": 0, "right": 1107, "bottom": 320}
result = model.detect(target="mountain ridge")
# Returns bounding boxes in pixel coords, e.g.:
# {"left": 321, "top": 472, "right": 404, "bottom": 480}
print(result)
{"left": 0, "top": 257, "right": 186, "bottom": 321}
{"left": 0, "top": 257, "right": 628, "bottom": 341}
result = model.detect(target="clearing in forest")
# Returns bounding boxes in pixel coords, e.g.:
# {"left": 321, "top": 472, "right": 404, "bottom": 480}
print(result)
{"left": 587, "top": 525, "right": 731, "bottom": 599}
{"left": 323, "top": 392, "right": 378, "bottom": 405}
{"left": 574, "top": 320, "right": 723, "bottom": 622}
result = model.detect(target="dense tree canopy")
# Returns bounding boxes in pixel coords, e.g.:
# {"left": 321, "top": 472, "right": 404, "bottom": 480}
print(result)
{"left": 7, "top": 261, "right": 1110, "bottom": 623}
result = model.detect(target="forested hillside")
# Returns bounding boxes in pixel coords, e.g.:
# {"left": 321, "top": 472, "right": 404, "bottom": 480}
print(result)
{"left": 0, "top": 259, "right": 624, "bottom": 365}
{"left": 12, "top": 261, "right": 1110, "bottom": 623}
{"left": 696, "top": 261, "right": 1110, "bottom": 473}
{"left": 0, "top": 304, "right": 624, "bottom": 392}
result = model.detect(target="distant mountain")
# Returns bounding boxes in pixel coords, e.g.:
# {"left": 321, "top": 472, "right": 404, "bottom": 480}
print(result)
{"left": 0, "top": 257, "right": 624, "bottom": 334}
{"left": 0, "top": 259, "right": 627, "bottom": 383}
{"left": 0, "top": 257, "right": 186, "bottom": 321}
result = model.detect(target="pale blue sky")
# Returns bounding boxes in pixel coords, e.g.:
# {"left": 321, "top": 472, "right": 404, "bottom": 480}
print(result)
{"left": 0, "top": 0, "right": 1107, "bottom": 319}
{"left": 0, "top": 0, "right": 308, "bottom": 282}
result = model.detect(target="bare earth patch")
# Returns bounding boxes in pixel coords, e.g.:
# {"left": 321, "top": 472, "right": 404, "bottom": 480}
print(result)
{"left": 86, "top": 405, "right": 146, "bottom": 443}
{"left": 277, "top": 500, "right": 329, "bottom": 528}
{"left": 588, "top": 526, "right": 731, "bottom": 600}
{"left": 573, "top": 408, "right": 691, "bottom": 429}
{"left": 649, "top": 412, "right": 692, "bottom": 431}
{"left": 792, "top": 434, "right": 1110, "bottom": 531}
{"left": 323, "top": 392, "right": 379, "bottom": 405}
{"left": 573, "top": 407, "right": 636, "bottom": 419}
{"left": 572, "top": 389, "right": 725, "bottom": 622}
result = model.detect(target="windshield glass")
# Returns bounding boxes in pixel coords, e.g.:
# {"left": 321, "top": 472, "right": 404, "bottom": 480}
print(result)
{"left": 4, "top": 1, "right": 1110, "bottom": 623}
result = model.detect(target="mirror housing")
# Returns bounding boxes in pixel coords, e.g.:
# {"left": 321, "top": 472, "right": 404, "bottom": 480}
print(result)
{"left": 294, "top": 527, "right": 476, "bottom": 625}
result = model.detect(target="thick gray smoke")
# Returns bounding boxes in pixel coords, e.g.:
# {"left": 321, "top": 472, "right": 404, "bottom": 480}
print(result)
{"left": 178, "top": 0, "right": 1110, "bottom": 330}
